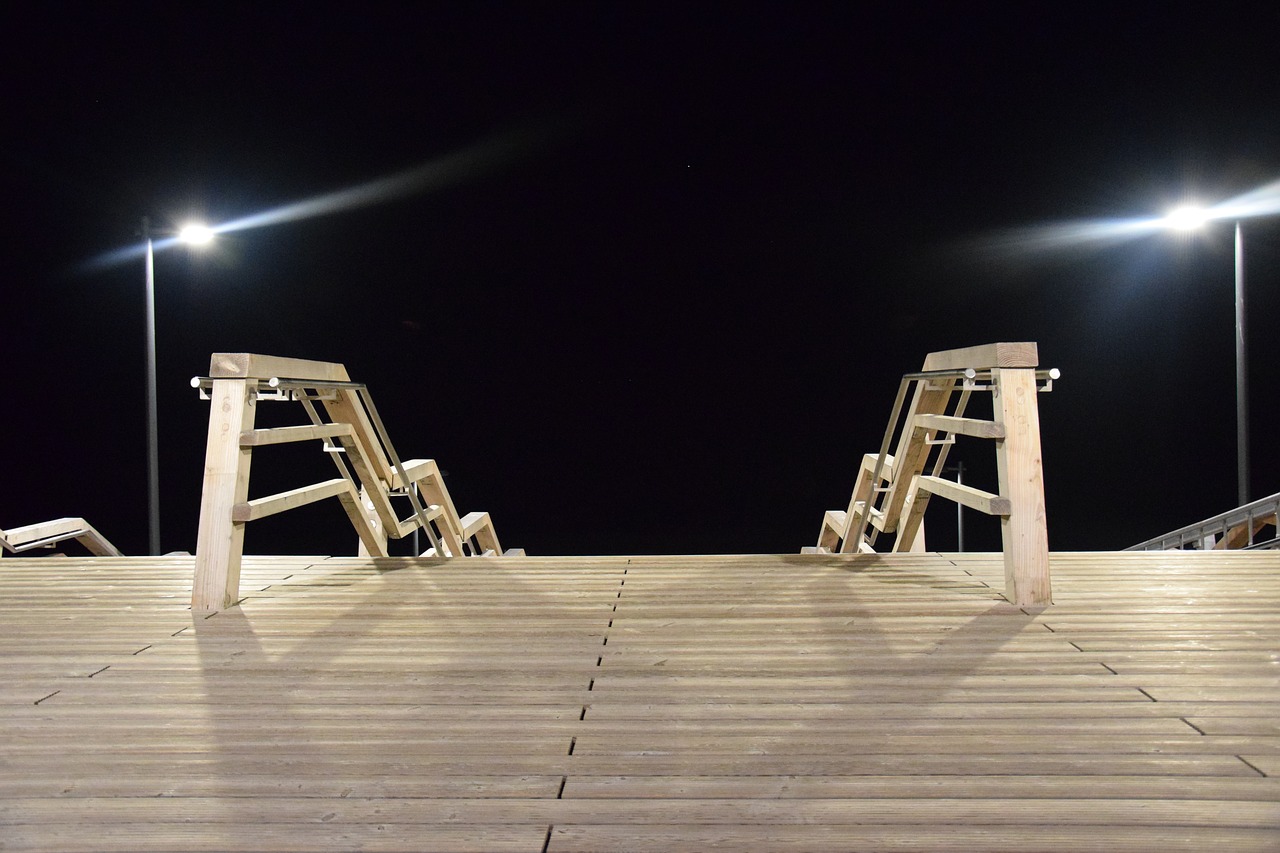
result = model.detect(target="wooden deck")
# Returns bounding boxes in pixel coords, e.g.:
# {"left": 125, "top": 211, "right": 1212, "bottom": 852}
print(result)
{"left": 2, "top": 550, "right": 1278, "bottom": 851}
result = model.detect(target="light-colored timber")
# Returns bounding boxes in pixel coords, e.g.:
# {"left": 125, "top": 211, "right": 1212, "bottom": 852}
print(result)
{"left": 815, "top": 342, "right": 1054, "bottom": 605}
{"left": 192, "top": 353, "right": 511, "bottom": 611}
{"left": 1, "top": 549, "right": 1276, "bottom": 851}
{"left": 1, "top": 517, "right": 122, "bottom": 557}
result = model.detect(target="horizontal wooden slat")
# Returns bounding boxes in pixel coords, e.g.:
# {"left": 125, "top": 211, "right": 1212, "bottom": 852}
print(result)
{"left": 916, "top": 475, "right": 1011, "bottom": 516}
{"left": 550, "top": 824, "right": 1279, "bottom": 852}
{"left": 1, "top": 549, "right": 1278, "bottom": 853}
{"left": 239, "top": 423, "right": 353, "bottom": 447}
{"left": 915, "top": 412, "right": 1006, "bottom": 439}
{"left": 231, "top": 479, "right": 354, "bottom": 522}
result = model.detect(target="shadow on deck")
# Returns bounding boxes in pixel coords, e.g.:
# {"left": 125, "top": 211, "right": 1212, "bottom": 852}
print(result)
{"left": 2, "top": 551, "right": 1278, "bottom": 851}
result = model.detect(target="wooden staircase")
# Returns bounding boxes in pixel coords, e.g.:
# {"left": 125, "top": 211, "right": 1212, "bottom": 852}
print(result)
{"left": 192, "top": 353, "right": 515, "bottom": 611}
{"left": 809, "top": 342, "right": 1057, "bottom": 606}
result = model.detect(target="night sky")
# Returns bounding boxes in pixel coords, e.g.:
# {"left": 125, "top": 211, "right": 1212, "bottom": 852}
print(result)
{"left": 5, "top": 4, "right": 1279, "bottom": 558}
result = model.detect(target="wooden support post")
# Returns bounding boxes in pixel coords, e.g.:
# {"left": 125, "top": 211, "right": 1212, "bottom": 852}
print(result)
{"left": 894, "top": 479, "right": 931, "bottom": 553}
{"left": 994, "top": 368, "right": 1051, "bottom": 605}
{"left": 355, "top": 485, "right": 389, "bottom": 557}
{"left": 193, "top": 379, "right": 257, "bottom": 612}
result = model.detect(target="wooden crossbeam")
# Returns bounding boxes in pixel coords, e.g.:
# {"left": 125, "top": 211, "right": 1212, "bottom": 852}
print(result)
{"left": 915, "top": 475, "right": 1010, "bottom": 516}
{"left": 914, "top": 413, "right": 1005, "bottom": 440}
{"left": 240, "top": 423, "right": 354, "bottom": 447}
{"left": 232, "top": 479, "right": 354, "bottom": 522}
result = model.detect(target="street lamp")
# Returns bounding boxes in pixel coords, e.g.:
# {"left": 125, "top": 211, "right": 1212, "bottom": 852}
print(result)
{"left": 1161, "top": 206, "right": 1249, "bottom": 506}
{"left": 141, "top": 216, "right": 213, "bottom": 555}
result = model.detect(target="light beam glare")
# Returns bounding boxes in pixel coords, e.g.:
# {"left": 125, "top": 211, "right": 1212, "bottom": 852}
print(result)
{"left": 978, "top": 216, "right": 1166, "bottom": 256}
{"left": 77, "top": 237, "right": 184, "bottom": 274}
{"left": 213, "top": 128, "right": 540, "bottom": 235}
{"left": 1205, "top": 178, "right": 1280, "bottom": 221}
{"left": 973, "top": 174, "right": 1280, "bottom": 260}
{"left": 78, "top": 123, "right": 561, "bottom": 274}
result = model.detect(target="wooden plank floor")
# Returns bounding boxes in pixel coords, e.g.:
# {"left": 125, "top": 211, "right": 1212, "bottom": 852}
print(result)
{"left": 1, "top": 550, "right": 1277, "bottom": 851}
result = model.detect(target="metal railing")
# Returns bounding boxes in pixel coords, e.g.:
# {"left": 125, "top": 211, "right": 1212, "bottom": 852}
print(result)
{"left": 1125, "top": 492, "right": 1280, "bottom": 551}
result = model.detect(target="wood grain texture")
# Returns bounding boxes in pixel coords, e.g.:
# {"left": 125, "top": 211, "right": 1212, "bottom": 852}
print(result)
{"left": 995, "top": 367, "right": 1052, "bottom": 604}
{"left": 208, "top": 353, "right": 351, "bottom": 382}
{"left": 1, "top": 550, "right": 1277, "bottom": 852}
{"left": 921, "top": 341, "right": 1039, "bottom": 372}
{"left": 191, "top": 378, "right": 257, "bottom": 611}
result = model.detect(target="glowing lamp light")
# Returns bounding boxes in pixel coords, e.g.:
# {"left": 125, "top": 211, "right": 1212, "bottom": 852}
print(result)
{"left": 1162, "top": 205, "right": 1210, "bottom": 231}
{"left": 178, "top": 223, "right": 215, "bottom": 245}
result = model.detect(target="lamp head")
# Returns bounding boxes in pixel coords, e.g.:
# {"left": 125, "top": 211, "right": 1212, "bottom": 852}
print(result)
{"left": 178, "top": 223, "right": 215, "bottom": 245}
{"left": 1162, "top": 205, "right": 1210, "bottom": 231}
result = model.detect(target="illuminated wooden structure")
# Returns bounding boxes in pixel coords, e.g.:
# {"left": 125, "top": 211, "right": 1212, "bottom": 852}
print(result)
{"left": 0, "top": 517, "right": 121, "bottom": 557}
{"left": 812, "top": 342, "right": 1055, "bottom": 606}
{"left": 192, "top": 353, "right": 512, "bottom": 612}
{"left": 4, "top": 344, "right": 1278, "bottom": 850}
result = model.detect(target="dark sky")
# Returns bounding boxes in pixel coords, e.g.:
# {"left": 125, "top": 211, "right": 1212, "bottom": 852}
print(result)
{"left": 4, "top": 3, "right": 1278, "bottom": 558}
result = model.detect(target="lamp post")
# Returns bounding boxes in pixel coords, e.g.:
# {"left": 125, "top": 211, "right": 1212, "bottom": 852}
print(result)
{"left": 1163, "top": 207, "right": 1248, "bottom": 506}
{"left": 141, "top": 217, "right": 214, "bottom": 555}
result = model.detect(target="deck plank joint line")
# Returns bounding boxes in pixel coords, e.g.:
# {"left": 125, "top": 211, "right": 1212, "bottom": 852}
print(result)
{"left": 1237, "top": 756, "right": 1268, "bottom": 777}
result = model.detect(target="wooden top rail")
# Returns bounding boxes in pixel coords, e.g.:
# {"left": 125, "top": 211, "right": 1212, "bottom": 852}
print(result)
{"left": 921, "top": 342, "right": 1038, "bottom": 372}
{"left": 209, "top": 353, "right": 351, "bottom": 383}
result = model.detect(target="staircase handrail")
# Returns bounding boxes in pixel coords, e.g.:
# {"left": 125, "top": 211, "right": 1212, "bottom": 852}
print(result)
{"left": 1125, "top": 492, "right": 1280, "bottom": 551}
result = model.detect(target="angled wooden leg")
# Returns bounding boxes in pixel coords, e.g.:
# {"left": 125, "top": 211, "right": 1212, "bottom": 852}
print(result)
{"left": 994, "top": 368, "right": 1051, "bottom": 606}
{"left": 193, "top": 379, "right": 257, "bottom": 612}
{"left": 894, "top": 479, "right": 930, "bottom": 552}
{"left": 354, "top": 485, "right": 389, "bottom": 557}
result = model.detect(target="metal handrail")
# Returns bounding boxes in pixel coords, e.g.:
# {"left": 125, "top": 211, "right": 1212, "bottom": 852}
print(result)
{"left": 1125, "top": 491, "right": 1280, "bottom": 551}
